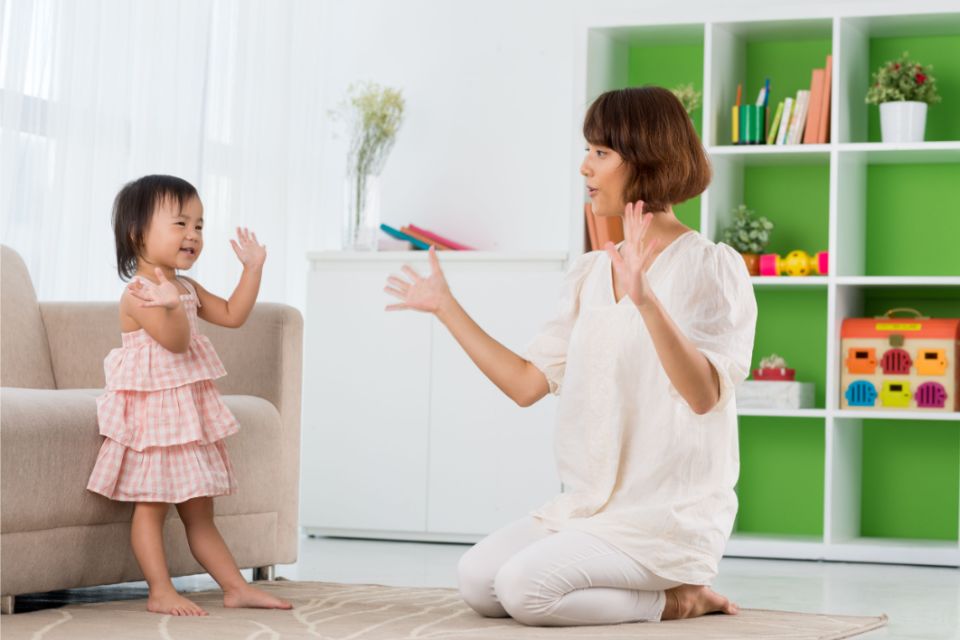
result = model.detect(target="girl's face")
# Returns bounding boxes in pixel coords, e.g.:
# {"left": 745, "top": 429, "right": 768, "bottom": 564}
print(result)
{"left": 140, "top": 195, "right": 204, "bottom": 272}
{"left": 580, "top": 143, "right": 628, "bottom": 217}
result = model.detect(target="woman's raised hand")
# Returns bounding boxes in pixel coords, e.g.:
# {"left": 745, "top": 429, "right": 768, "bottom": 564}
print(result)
{"left": 605, "top": 200, "right": 660, "bottom": 307}
{"left": 128, "top": 268, "right": 182, "bottom": 309}
{"left": 385, "top": 246, "right": 453, "bottom": 314}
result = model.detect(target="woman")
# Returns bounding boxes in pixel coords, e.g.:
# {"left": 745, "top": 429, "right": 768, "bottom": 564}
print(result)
{"left": 384, "top": 86, "right": 757, "bottom": 626}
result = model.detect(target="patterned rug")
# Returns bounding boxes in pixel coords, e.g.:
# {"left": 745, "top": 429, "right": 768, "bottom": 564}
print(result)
{"left": 1, "top": 581, "right": 887, "bottom": 639}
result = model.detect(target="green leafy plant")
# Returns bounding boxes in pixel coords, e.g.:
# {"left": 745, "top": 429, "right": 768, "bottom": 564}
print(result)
{"left": 670, "top": 83, "right": 702, "bottom": 114}
{"left": 721, "top": 204, "right": 774, "bottom": 254}
{"left": 865, "top": 52, "right": 941, "bottom": 105}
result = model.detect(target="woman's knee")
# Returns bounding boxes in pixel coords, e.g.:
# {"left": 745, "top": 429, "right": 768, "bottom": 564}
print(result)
{"left": 457, "top": 547, "right": 507, "bottom": 618}
{"left": 493, "top": 556, "right": 555, "bottom": 626}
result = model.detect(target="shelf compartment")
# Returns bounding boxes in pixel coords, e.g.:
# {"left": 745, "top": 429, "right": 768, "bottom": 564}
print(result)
{"left": 735, "top": 416, "right": 825, "bottom": 537}
{"left": 860, "top": 419, "right": 960, "bottom": 541}
{"left": 837, "top": 14, "right": 960, "bottom": 143}
{"left": 707, "top": 18, "right": 833, "bottom": 148}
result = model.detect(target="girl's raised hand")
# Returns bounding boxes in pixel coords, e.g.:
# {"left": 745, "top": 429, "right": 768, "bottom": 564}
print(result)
{"left": 230, "top": 227, "right": 266, "bottom": 270}
{"left": 384, "top": 246, "right": 453, "bottom": 314}
{"left": 605, "top": 200, "right": 660, "bottom": 307}
{"left": 128, "top": 268, "right": 182, "bottom": 309}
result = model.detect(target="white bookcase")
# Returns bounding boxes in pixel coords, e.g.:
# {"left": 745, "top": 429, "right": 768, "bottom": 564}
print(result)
{"left": 575, "top": 5, "right": 960, "bottom": 566}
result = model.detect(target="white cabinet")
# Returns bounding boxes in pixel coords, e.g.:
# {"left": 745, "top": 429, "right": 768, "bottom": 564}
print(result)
{"left": 301, "top": 251, "right": 567, "bottom": 542}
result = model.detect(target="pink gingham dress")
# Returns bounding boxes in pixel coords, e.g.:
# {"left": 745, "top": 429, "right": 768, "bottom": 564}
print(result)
{"left": 86, "top": 278, "right": 239, "bottom": 503}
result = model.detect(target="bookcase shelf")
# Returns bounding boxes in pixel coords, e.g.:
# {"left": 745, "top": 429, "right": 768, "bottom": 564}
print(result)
{"left": 576, "top": 5, "right": 960, "bottom": 567}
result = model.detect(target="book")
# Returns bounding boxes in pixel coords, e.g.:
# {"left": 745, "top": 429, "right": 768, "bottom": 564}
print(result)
{"left": 584, "top": 203, "right": 599, "bottom": 251}
{"left": 775, "top": 97, "right": 794, "bottom": 145}
{"left": 400, "top": 225, "right": 451, "bottom": 250}
{"left": 731, "top": 105, "right": 739, "bottom": 144}
{"left": 766, "top": 101, "right": 785, "bottom": 145}
{"left": 803, "top": 68, "right": 826, "bottom": 144}
{"left": 594, "top": 213, "right": 624, "bottom": 248}
{"left": 817, "top": 54, "right": 833, "bottom": 143}
{"left": 380, "top": 223, "right": 430, "bottom": 250}
{"left": 407, "top": 224, "right": 474, "bottom": 251}
{"left": 787, "top": 90, "right": 810, "bottom": 144}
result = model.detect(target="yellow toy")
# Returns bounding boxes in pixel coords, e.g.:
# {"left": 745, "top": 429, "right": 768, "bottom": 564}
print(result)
{"left": 759, "top": 250, "right": 828, "bottom": 276}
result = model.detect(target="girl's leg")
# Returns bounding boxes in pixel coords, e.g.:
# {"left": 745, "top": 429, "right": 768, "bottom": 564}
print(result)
{"left": 493, "top": 529, "right": 737, "bottom": 626}
{"left": 175, "top": 497, "right": 292, "bottom": 610}
{"left": 457, "top": 516, "right": 552, "bottom": 617}
{"left": 132, "top": 502, "right": 207, "bottom": 616}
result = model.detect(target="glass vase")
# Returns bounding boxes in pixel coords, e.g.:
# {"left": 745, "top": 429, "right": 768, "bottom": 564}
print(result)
{"left": 343, "top": 172, "right": 380, "bottom": 251}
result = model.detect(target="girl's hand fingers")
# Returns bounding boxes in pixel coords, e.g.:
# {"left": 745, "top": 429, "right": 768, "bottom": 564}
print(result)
{"left": 251, "top": 230, "right": 260, "bottom": 245}
{"left": 385, "top": 303, "right": 409, "bottom": 312}
{"left": 428, "top": 246, "right": 442, "bottom": 273}
{"left": 386, "top": 276, "right": 409, "bottom": 290}
{"left": 604, "top": 242, "right": 623, "bottom": 269}
{"left": 384, "top": 286, "right": 406, "bottom": 300}
{"left": 230, "top": 239, "right": 242, "bottom": 258}
{"left": 401, "top": 265, "right": 423, "bottom": 281}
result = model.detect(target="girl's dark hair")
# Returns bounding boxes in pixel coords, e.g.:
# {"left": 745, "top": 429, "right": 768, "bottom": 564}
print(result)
{"left": 112, "top": 175, "right": 198, "bottom": 280}
{"left": 583, "top": 86, "right": 711, "bottom": 212}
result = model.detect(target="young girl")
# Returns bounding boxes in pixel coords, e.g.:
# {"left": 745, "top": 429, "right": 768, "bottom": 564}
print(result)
{"left": 384, "top": 87, "right": 757, "bottom": 626}
{"left": 87, "top": 175, "right": 292, "bottom": 616}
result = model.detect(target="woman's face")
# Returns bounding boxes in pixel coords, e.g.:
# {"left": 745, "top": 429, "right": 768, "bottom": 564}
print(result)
{"left": 580, "top": 143, "right": 628, "bottom": 217}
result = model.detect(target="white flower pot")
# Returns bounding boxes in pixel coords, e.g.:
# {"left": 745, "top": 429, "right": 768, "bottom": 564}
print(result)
{"left": 879, "top": 101, "right": 927, "bottom": 143}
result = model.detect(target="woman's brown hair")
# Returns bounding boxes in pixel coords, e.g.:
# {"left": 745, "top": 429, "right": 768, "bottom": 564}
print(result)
{"left": 583, "top": 86, "right": 711, "bottom": 212}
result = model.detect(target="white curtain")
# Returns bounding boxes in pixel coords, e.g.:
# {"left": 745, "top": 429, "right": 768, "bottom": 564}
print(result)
{"left": 1, "top": 0, "right": 327, "bottom": 309}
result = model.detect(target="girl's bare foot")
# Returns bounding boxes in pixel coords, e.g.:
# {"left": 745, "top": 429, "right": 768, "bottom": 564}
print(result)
{"left": 223, "top": 584, "right": 293, "bottom": 610}
{"left": 147, "top": 589, "right": 208, "bottom": 616}
{"left": 661, "top": 584, "right": 738, "bottom": 620}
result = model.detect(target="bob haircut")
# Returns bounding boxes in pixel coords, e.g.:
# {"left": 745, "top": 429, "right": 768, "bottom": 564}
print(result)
{"left": 112, "top": 175, "right": 198, "bottom": 280}
{"left": 583, "top": 86, "right": 711, "bottom": 212}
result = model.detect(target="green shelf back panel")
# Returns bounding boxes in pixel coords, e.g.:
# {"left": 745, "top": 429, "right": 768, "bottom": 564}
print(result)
{"left": 741, "top": 38, "right": 833, "bottom": 145}
{"left": 752, "top": 288, "right": 828, "bottom": 407}
{"left": 861, "top": 420, "right": 960, "bottom": 541}
{"left": 627, "top": 42, "right": 704, "bottom": 229}
{"left": 865, "top": 163, "right": 960, "bottom": 276}
{"left": 744, "top": 164, "right": 830, "bottom": 256}
{"left": 736, "top": 417, "right": 825, "bottom": 536}
{"left": 861, "top": 287, "right": 960, "bottom": 319}
{"left": 867, "top": 34, "right": 960, "bottom": 143}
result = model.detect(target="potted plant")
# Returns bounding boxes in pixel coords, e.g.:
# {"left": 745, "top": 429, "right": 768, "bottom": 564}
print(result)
{"left": 670, "top": 83, "right": 702, "bottom": 114}
{"left": 865, "top": 52, "right": 941, "bottom": 143}
{"left": 721, "top": 204, "right": 773, "bottom": 276}
{"left": 334, "top": 82, "right": 405, "bottom": 251}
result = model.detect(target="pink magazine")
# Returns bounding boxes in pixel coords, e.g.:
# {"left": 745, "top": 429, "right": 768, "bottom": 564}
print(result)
{"left": 407, "top": 224, "right": 475, "bottom": 251}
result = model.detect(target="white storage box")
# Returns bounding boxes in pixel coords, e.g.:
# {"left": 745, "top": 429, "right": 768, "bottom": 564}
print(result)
{"left": 736, "top": 380, "right": 815, "bottom": 410}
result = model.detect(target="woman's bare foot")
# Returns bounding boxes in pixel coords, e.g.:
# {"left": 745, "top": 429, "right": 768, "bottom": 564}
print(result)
{"left": 147, "top": 589, "right": 208, "bottom": 616}
{"left": 661, "top": 584, "right": 738, "bottom": 620}
{"left": 223, "top": 584, "right": 293, "bottom": 610}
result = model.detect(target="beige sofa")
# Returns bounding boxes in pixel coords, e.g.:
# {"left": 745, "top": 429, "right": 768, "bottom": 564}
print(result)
{"left": 0, "top": 245, "right": 303, "bottom": 612}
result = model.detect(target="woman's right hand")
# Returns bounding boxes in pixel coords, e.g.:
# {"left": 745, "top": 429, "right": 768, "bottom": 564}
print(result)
{"left": 385, "top": 246, "right": 454, "bottom": 314}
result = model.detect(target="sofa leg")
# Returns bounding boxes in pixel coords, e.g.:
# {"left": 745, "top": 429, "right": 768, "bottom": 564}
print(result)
{"left": 253, "top": 565, "right": 275, "bottom": 581}
{"left": 1, "top": 595, "right": 14, "bottom": 615}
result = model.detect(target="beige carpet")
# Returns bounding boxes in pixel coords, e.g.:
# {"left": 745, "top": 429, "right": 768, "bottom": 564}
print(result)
{"left": 1, "top": 581, "right": 887, "bottom": 640}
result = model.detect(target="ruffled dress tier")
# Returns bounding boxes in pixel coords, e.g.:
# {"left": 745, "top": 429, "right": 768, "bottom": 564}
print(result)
{"left": 87, "top": 281, "right": 239, "bottom": 503}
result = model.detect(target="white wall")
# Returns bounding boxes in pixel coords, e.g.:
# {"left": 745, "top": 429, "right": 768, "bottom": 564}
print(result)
{"left": 313, "top": 0, "right": 578, "bottom": 252}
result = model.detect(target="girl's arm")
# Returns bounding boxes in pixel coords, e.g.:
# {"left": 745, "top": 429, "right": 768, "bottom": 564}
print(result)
{"left": 385, "top": 248, "right": 550, "bottom": 407}
{"left": 123, "top": 269, "right": 192, "bottom": 353}
{"left": 608, "top": 202, "right": 719, "bottom": 415}
{"left": 190, "top": 228, "right": 266, "bottom": 329}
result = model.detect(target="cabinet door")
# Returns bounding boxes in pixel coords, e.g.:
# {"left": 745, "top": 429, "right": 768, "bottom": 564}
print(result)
{"left": 427, "top": 268, "right": 563, "bottom": 536}
{"left": 301, "top": 265, "right": 431, "bottom": 534}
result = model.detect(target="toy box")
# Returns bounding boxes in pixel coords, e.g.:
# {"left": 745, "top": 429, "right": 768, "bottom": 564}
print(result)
{"left": 840, "top": 309, "right": 960, "bottom": 412}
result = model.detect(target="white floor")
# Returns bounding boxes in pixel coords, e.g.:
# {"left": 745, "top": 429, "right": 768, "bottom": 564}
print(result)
{"left": 21, "top": 534, "right": 960, "bottom": 638}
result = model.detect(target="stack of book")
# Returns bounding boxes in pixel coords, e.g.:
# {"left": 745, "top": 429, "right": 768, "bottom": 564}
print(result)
{"left": 731, "top": 54, "right": 833, "bottom": 146}
{"left": 379, "top": 223, "right": 474, "bottom": 251}
{"left": 583, "top": 203, "right": 624, "bottom": 251}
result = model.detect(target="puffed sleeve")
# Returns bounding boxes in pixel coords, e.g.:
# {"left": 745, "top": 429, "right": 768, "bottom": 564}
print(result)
{"left": 522, "top": 252, "right": 597, "bottom": 395}
{"left": 678, "top": 243, "right": 758, "bottom": 413}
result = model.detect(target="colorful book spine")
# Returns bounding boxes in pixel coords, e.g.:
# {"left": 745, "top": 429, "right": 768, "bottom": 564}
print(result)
{"left": 817, "top": 55, "right": 833, "bottom": 143}
{"left": 380, "top": 223, "right": 430, "bottom": 250}
{"left": 401, "top": 226, "right": 451, "bottom": 250}
{"left": 803, "top": 68, "right": 826, "bottom": 144}
{"left": 775, "top": 97, "right": 794, "bottom": 145}
{"left": 766, "top": 101, "right": 785, "bottom": 145}
{"left": 407, "top": 224, "right": 474, "bottom": 251}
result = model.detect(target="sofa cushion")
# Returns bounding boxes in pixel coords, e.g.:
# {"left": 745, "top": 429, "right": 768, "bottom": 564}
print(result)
{"left": 1, "top": 388, "right": 282, "bottom": 533}
{"left": 1, "top": 246, "right": 56, "bottom": 389}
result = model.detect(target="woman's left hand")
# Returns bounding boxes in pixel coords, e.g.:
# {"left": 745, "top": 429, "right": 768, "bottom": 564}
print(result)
{"left": 230, "top": 227, "right": 267, "bottom": 270}
{"left": 605, "top": 200, "right": 660, "bottom": 308}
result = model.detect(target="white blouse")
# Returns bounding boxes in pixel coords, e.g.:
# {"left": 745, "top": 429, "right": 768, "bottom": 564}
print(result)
{"left": 524, "top": 230, "right": 758, "bottom": 585}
